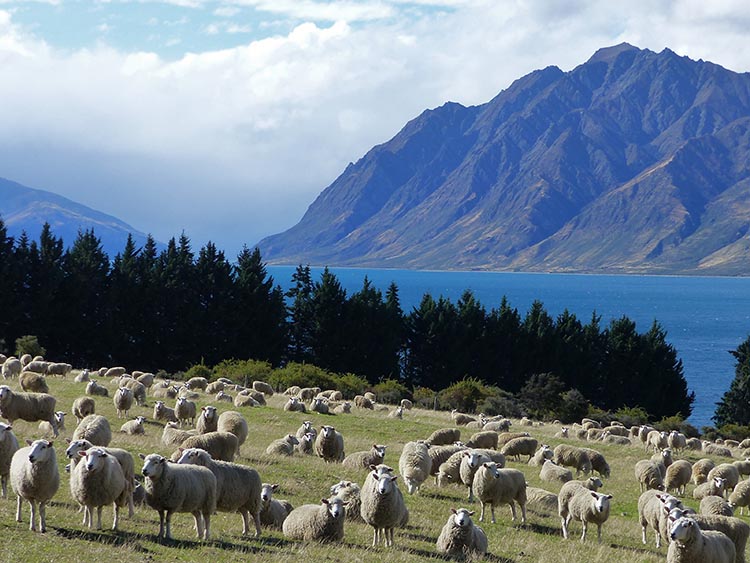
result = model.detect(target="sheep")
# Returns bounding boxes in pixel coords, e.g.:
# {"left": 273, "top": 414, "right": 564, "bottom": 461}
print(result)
{"left": 553, "top": 444, "right": 592, "bottom": 475}
{"left": 140, "top": 453, "right": 217, "bottom": 540}
{"left": 70, "top": 447, "right": 127, "bottom": 530}
{"left": 694, "top": 477, "right": 728, "bottom": 500}
{"left": 708, "top": 464, "right": 741, "bottom": 494}
{"left": 72, "top": 414, "right": 112, "bottom": 446}
{"left": 177, "top": 386, "right": 200, "bottom": 400}
{"left": 526, "top": 487, "right": 559, "bottom": 513}
{"left": 400, "top": 399, "right": 413, "bottom": 410}
{"left": 0, "top": 422, "right": 19, "bottom": 498}
{"left": 86, "top": 380, "right": 109, "bottom": 397}
{"left": 239, "top": 389, "right": 266, "bottom": 405}
{"left": 119, "top": 378, "right": 147, "bottom": 407}
{"left": 473, "top": 461, "right": 527, "bottom": 524}
{"left": 460, "top": 450, "right": 491, "bottom": 501}
{"left": 685, "top": 437, "right": 703, "bottom": 451}
{"left": 19, "top": 354, "right": 32, "bottom": 366}
{"left": 44, "top": 362, "right": 70, "bottom": 377}
{"left": 177, "top": 431, "right": 239, "bottom": 462}
{"left": 206, "top": 381, "right": 224, "bottom": 394}
{"left": 540, "top": 460, "right": 573, "bottom": 483}
{"left": 398, "top": 440, "right": 431, "bottom": 495}
{"left": 364, "top": 391, "right": 376, "bottom": 402}
{"left": 10, "top": 439, "right": 60, "bottom": 532}
{"left": 151, "top": 385, "right": 178, "bottom": 400}
{"left": 283, "top": 497, "right": 345, "bottom": 542}
{"left": 217, "top": 410, "right": 248, "bottom": 454}
{"left": 561, "top": 488, "right": 612, "bottom": 543}
{"left": 153, "top": 400, "right": 178, "bottom": 423}
{"left": 329, "top": 480, "right": 362, "bottom": 523}
{"left": 429, "top": 444, "right": 467, "bottom": 477}
{"left": 354, "top": 395, "right": 374, "bottom": 409}
{"left": 0, "top": 385, "right": 58, "bottom": 436}
{"left": 161, "top": 421, "right": 195, "bottom": 448}
{"left": 120, "top": 416, "right": 146, "bottom": 435}
{"left": 652, "top": 448, "right": 674, "bottom": 477}
{"left": 602, "top": 432, "right": 632, "bottom": 446}
{"left": 436, "top": 507, "right": 488, "bottom": 559}
{"left": 186, "top": 376, "right": 209, "bottom": 391}
{"left": 72, "top": 396, "right": 96, "bottom": 422}
{"left": 484, "top": 419, "right": 512, "bottom": 432}
{"left": 295, "top": 420, "right": 317, "bottom": 441}
{"left": 259, "top": 483, "right": 294, "bottom": 528}
{"left": 318, "top": 389, "right": 343, "bottom": 401}
{"left": 215, "top": 391, "right": 233, "bottom": 403}
{"left": 638, "top": 490, "right": 684, "bottom": 548}
{"left": 343, "top": 445, "right": 387, "bottom": 470}
{"left": 704, "top": 442, "right": 734, "bottom": 458}
{"left": 694, "top": 458, "right": 717, "bottom": 485}
{"left": 635, "top": 460, "right": 665, "bottom": 492}
{"left": 426, "top": 428, "right": 461, "bottom": 446}
{"left": 554, "top": 427, "right": 570, "bottom": 439}
{"left": 388, "top": 406, "right": 404, "bottom": 419}
{"left": 647, "top": 430, "right": 669, "bottom": 452}
{"left": 104, "top": 367, "right": 126, "bottom": 378}
{"left": 701, "top": 495, "right": 734, "bottom": 517}
{"left": 252, "top": 380, "right": 274, "bottom": 396}
{"left": 234, "top": 394, "right": 260, "bottom": 408}
{"left": 1, "top": 358, "right": 21, "bottom": 379}
{"left": 580, "top": 447, "right": 610, "bottom": 478}
{"left": 176, "top": 447, "right": 262, "bottom": 536}
{"left": 175, "top": 397, "right": 197, "bottom": 427}
{"left": 451, "top": 410, "right": 476, "bottom": 426}
{"left": 284, "top": 385, "right": 301, "bottom": 396}
{"left": 733, "top": 459, "right": 750, "bottom": 478}
{"left": 666, "top": 510, "right": 749, "bottom": 563}
{"left": 501, "top": 436, "right": 538, "bottom": 462}
{"left": 528, "top": 444, "right": 554, "bottom": 467}
{"left": 669, "top": 431, "right": 688, "bottom": 453}
{"left": 333, "top": 401, "right": 351, "bottom": 414}
{"left": 586, "top": 428, "right": 605, "bottom": 441}
{"left": 438, "top": 450, "right": 469, "bottom": 487}
{"left": 113, "top": 387, "right": 134, "bottom": 419}
{"left": 74, "top": 369, "right": 90, "bottom": 383}
{"left": 296, "top": 432, "right": 315, "bottom": 455}
{"left": 729, "top": 480, "right": 750, "bottom": 515}
{"left": 284, "top": 397, "right": 306, "bottom": 413}
{"left": 310, "top": 397, "right": 330, "bottom": 414}
{"left": 315, "top": 425, "right": 345, "bottom": 463}
{"left": 37, "top": 411, "right": 65, "bottom": 438}
{"left": 466, "top": 430, "right": 499, "bottom": 450}
{"left": 300, "top": 387, "right": 320, "bottom": 402}
{"left": 667, "top": 516, "right": 736, "bottom": 563}
{"left": 266, "top": 434, "right": 299, "bottom": 456}
{"left": 666, "top": 460, "right": 693, "bottom": 496}
{"left": 360, "top": 465, "right": 408, "bottom": 547}
{"left": 136, "top": 373, "right": 154, "bottom": 388}
{"left": 196, "top": 406, "right": 218, "bottom": 434}
{"left": 19, "top": 371, "right": 49, "bottom": 393}
{"left": 24, "top": 361, "right": 49, "bottom": 375}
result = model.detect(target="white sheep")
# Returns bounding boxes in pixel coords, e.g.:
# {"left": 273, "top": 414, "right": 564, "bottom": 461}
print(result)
{"left": 310, "top": 397, "right": 329, "bottom": 414}
{"left": 638, "top": 490, "right": 683, "bottom": 548}
{"left": 398, "top": 440, "right": 431, "bottom": 495}
{"left": 113, "top": 387, "right": 134, "bottom": 419}
{"left": 260, "top": 483, "right": 294, "bottom": 529}
{"left": 104, "top": 367, "right": 126, "bottom": 378}
{"left": 217, "top": 410, "right": 249, "bottom": 454}
{"left": 195, "top": 405, "right": 218, "bottom": 434}
{"left": 296, "top": 432, "right": 315, "bottom": 455}
{"left": 39, "top": 411, "right": 66, "bottom": 437}
{"left": 234, "top": 394, "right": 260, "bottom": 408}
{"left": 708, "top": 464, "right": 741, "bottom": 494}
{"left": 86, "top": 380, "right": 109, "bottom": 397}
{"left": 694, "top": 477, "right": 728, "bottom": 501}
{"left": 282, "top": 497, "right": 345, "bottom": 542}
{"left": 666, "top": 460, "right": 693, "bottom": 496}
{"left": 72, "top": 414, "right": 112, "bottom": 446}
{"left": 540, "top": 460, "right": 573, "bottom": 483}
{"left": 72, "top": 396, "right": 96, "bottom": 423}
{"left": 343, "top": 444, "right": 386, "bottom": 470}
{"left": 700, "top": 495, "right": 734, "bottom": 517}
{"left": 472, "top": 461, "right": 527, "bottom": 524}
{"left": 266, "top": 434, "right": 299, "bottom": 456}
{"left": 10, "top": 439, "right": 60, "bottom": 532}
{"left": 329, "top": 480, "right": 362, "bottom": 523}
{"left": 460, "top": 450, "right": 491, "bottom": 501}
{"left": 466, "top": 430, "right": 499, "bottom": 450}
{"left": 1, "top": 358, "right": 21, "bottom": 379}
{"left": 175, "top": 397, "right": 197, "bottom": 427}
{"left": 74, "top": 369, "right": 90, "bottom": 383}
{"left": 333, "top": 401, "right": 352, "bottom": 414}
{"left": 186, "top": 376, "right": 209, "bottom": 391}
{"left": 284, "top": 397, "right": 307, "bottom": 412}
{"left": 501, "top": 436, "right": 538, "bottom": 462}
{"left": 151, "top": 385, "right": 178, "bottom": 400}
{"left": 553, "top": 444, "right": 592, "bottom": 475}
{"left": 648, "top": 430, "right": 669, "bottom": 452}
{"left": 70, "top": 447, "right": 127, "bottom": 530}
{"left": 704, "top": 442, "right": 734, "bottom": 458}
{"left": 153, "top": 400, "right": 178, "bottom": 423}
{"left": 728, "top": 479, "right": 750, "bottom": 515}
{"left": 528, "top": 444, "right": 554, "bottom": 466}
{"left": 669, "top": 431, "right": 688, "bottom": 453}
{"left": 635, "top": 459, "right": 665, "bottom": 492}
{"left": 215, "top": 391, "right": 233, "bottom": 403}
{"left": 666, "top": 510, "right": 749, "bottom": 563}
{"left": 428, "top": 444, "right": 466, "bottom": 478}
{"left": 667, "top": 516, "right": 735, "bottom": 563}
{"left": 252, "top": 380, "right": 274, "bottom": 396}
{"left": 140, "top": 453, "right": 217, "bottom": 540}
{"left": 693, "top": 458, "right": 717, "bottom": 485}
{"left": 161, "top": 421, "right": 196, "bottom": 448}
{"left": 400, "top": 399, "right": 413, "bottom": 410}
{"left": 436, "top": 507, "right": 488, "bottom": 559}
{"left": 526, "top": 487, "right": 559, "bottom": 513}
{"left": 176, "top": 431, "right": 239, "bottom": 462}
{"left": 561, "top": 488, "right": 613, "bottom": 542}
{"left": 360, "top": 466, "right": 408, "bottom": 546}
{"left": 19, "top": 371, "right": 49, "bottom": 393}
{"left": 176, "top": 447, "right": 262, "bottom": 536}
{"left": 120, "top": 416, "right": 146, "bottom": 435}
{"left": 426, "top": 428, "right": 461, "bottom": 446}
{"left": 315, "top": 425, "right": 345, "bottom": 463}
{"left": 0, "top": 385, "right": 58, "bottom": 436}
{"left": 0, "top": 422, "right": 19, "bottom": 498}
{"left": 295, "top": 420, "right": 317, "bottom": 441}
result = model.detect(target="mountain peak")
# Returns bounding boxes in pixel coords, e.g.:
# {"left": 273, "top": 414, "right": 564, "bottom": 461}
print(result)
{"left": 586, "top": 42, "right": 641, "bottom": 64}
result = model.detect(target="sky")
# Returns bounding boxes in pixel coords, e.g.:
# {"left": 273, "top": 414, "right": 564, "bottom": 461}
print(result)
{"left": 1, "top": 1, "right": 750, "bottom": 257}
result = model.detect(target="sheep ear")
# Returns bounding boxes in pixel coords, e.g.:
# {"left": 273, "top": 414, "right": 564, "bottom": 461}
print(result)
{"left": 138, "top": 453, "right": 146, "bottom": 460}
{"left": 369, "top": 464, "right": 377, "bottom": 471}
{"left": 372, "top": 472, "right": 380, "bottom": 481}
{"left": 606, "top": 494, "right": 613, "bottom": 499}
{"left": 272, "top": 484, "right": 279, "bottom": 491}
{"left": 25, "top": 439, "right": 32, "bottom": 446}
{"left": 483, "top": 462, "right": 491, "bottom": 468}
{"left": 78, "top": 451, "right": 87, "bottom": 457}
{"left": 450, "top": 508, "right": 457, "bottom": 514}
{"left": 321, "top": 498, "right": 330, "bottom": 505}
{"left": 590, "top": 491, "right": 598, "bottom": 498}
{"left": 390, "top": 475, "right": 398, "bottom": 482}
{"left": 65, "top": 438, "right": 71, "bottom": 444}
{"left": 468, "top": 510, "right": 475, "bottom": 516}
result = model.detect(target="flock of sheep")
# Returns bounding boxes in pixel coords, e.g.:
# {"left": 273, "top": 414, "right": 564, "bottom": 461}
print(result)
{"left": 2, "top": 352, "right": 750, "bottom": 561}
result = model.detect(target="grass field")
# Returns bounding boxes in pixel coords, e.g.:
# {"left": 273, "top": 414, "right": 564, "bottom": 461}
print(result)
{"left": 0, "top": 375, "right": 733, "bottom": 563}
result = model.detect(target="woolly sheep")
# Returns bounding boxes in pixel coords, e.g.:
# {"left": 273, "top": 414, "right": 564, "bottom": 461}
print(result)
{"left": 177, "top": 431, "right": 239, "bottom": 462}
{"left": 484, "top": 419, "right": 511, "bottom": 432}
{"left": 73, "top": 414, "right": 112, "bottom": 446}
{"left": 580, "top": 447, "right": 610, "bottom": 479}
{"left": 260, "top": 483, "right": 293, "bottom": 529}
{"left": 0, "top": 422, "right": 19, "bottom": 498}
{"left": 526, "top": 487, "right": 559, "bottom": 513}
{"left": 70, "top": 447, "right": 127, "bottom": 530}
{"left": 177, "top": 386, "right": 200, "bottom": 400}
{"left": 113, "top": 387, "right": 134, "bottom": 419}
{"left": 561, "top": 488, "right": 612, "bottom": 543}
{"left": 451, "top": 410, "right": 476, "bottom": 426}
{"left": 104, "top": 367, "right": 126, "bottom": 378}
{"left": 729, "top": 480, "right": 750, "bottom": 515}
{"left": 343, "top": 445, "right": 387, "bottom": 470}
{"left": 333, "top": 401, "right": 351, "bottom": 414}
{"left": 0, "top": 386, "right": 58, "bottom": 436}
{"left": 360, "top": 466, "right": 408, "bottom": 547}
{"left": 529, "top": 444, "right": 554, "bottom": 466}
{"left": 638, "top": 490, "right": 684, "bottom": 548}
{"left": 693, "top": 458, "right": 717, "bottom": 485}
{"left": 666, "top": 460, "right": 693, "bottom": 496}
{"left": 86, "top": 380, "right": 109, "bottom": 397}
{"left": 354, "top": 395, "right": 373, "bottom": 409}
{"left": 299, "top": 387, "right": 319, "bottom": 402}
{"left": 669, "top": 431, "right": 688, "bottom": 453}
{"left": 501, "top": 436, "right": 538, "bottom": 462}
{"left": 473, "top": 461, "right": 527, "bottom": 524}
{"left": 466, "top": 430, "right": 499, "bottom": 450}
{"left": 555, "top": 427, "right": 570, "bottom": 439}
{"left": 266, "top": 434, "right": 299, "bottom": 456}
{"left": 400, "top": 399, "right": 413, "bottom": 410}
{"left": 733, "top": 459, "right": 750, "bottom": 477}
{"left": 399, "top": 441, "right": 431, "bottom": 495}
{"left": 24, "top": 361, "right": 49, "bottom": 375}
{"left": 647, "top": 430, "right": 669, "bottom": 452}
{"left": 666, "top": 510, "right": 749, "bottom": 563}
{"left": 694, "top": 477, "right": 728, "bottom": 500}
{"left": 120, "top": 416, "right": 146, "bottom": 435}
{"left": 175, "top": 397, "right": 197, "bottom": 427}
{"left": 186, "top": 377, "right": 209, "bottom": 391}
{"left": 215, "top": 391, "right": 233, "bottom": 403}
{"left": 429, "top": 444, "right": 466, "bottom": 477}
{"left": 19, "top": 371, "right": 49, "bottom": 393}
{"left": 685, "top": 437, "right": 703, "bottom": 451}
{"left": 161, "top": 421, "right": 196, "bottom": 448}
{"left": 153, "top": 400, "right": 178, "bottom": 423}
{"left": 586, "top": 428, "right": 605, "bottom": 441}
{"left": 283, "top": 497, "right": 345, "bottom": 542}
{"left": 196, "top": 405, "right": 218, "bottom": 434}
{"left": 438, "top": 450, "right": 469, "bottom": 487}
{"left": 426, "top": 428, "right": 461, "bottom": 446}
{"left": 319, "top": 389, "right": 343, "bottom": 401}
{"left": 119, "top": 378, "right": 147, "bottom": 407}
{"left": 708, "top": 464, "right": 740, "bottom": 494}
{"left": 10, "top": 439, "right": 60, "bottom": 532}
{"left": 151, "top": 385, "right": 178, "bottom": 400}
{"left": 252, "top": 380, "right": 274, "bottom": 396}
{"left": 704, "top": 442, "right": 734, "bottom": 458}
{"left": 460, "top": 450, "right": 491, "bottom": 501}
{"left": 541, "top": 460, "right": 574, "bottom": 483}
{"left": 497, "top": 431, "right": 531, "bottom": 447}
{"left": 388, "top": 406, "right": 404, "bottom": 419}
{"left": 652, "top": 448, "right": 674, "bottom": 476}
{"left": 19, "top": 354, "right": 32, "bottom": 366}
{"left": 284, "top": 397, "right": 306, "bottom": 412}
{"left": 667, "top": 517, "right": 735, "bottom": 563}
{"left": 635, "top": 460, "right": 665, "bottom": 492}
{"left": 38, "top": 411, "right": 65, "bottom": 438}
{"left": 602, "top": 432, "right": 632, "bottom": 446}
{"left": 701, "top": 495, "right": 734, "bottom": 517}
{"left": 217, "top": 410, "right": 248, "bottom": 454}
{"left": 140, "top": 453, "right": 217, "bottom": 540}
{"left": 315, "top": 425, "right": 345, "bottom": 463}
{"left": 296, "top": 432, "right": 315, "bottom": 455}
{"left": 176, "top": 447, "right": 262, "bottom": 536}
{"left": 72, "top": 396, "right": 95, "bottom": 422}
{"left": 436, "top": 508, "right": 488, "bottom": 559}
{"left": 464, "top": 417, "right": 485, "bottom": 430}
{"left": 295, "top": 420, "right": 317, "bottom": 441}
{"left": 364, "top": 391, "right": 376, "bottom": 402}
{"left": 205, "top": 381, "right": 224, "bottom": 394}
{"left": 136, "top": 372, "right": 154, "bottom": 388}
{"left": 283, "top": 385, "right": 301, "bottom": 396}
{"left": 1, "top": 358, "right": 21, "bottom": 379}
{"left": 329, "top": 480, "right": 361, "bottom": 523}
{"left": 310, "top": 397, "right": 329, "bottom": 414}
{"left": 240, "top": 389, "right": 266, "bottom": 405}
{"left": 554, "top": 444, "right": 592, "bottom": 475}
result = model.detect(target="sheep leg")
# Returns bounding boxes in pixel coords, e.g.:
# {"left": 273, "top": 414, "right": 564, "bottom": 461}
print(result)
{"left": 596, "top": 523, "right": 602, "bottom": 544}
{"left": 128, "top": 491, "right": 134, "bottom": 518}
{"left": 509, "top": 502, "right": 517, "bottom": 521}
{"left": 520, "top": 502, "right": 526, "bottom": 524}
{"left": 479, "top": 501, "right": 486, "bottom": 522}
{"left": 15, "top": 495, "right": 23, "bottom": 523}
{"left": 193, "top": 511, "right": 204, "bottom": 540}
{"left": 239, "top": 510, "right": 250, "bottom": 535}
{"left": 29, "top": 500, "right": 38, "bottom": 532}
{"left": 372, "top": 528, "right": 379, "bottom": 546}
{"left": 82, "top": 506, "right": 90, "bottom": 527}
{"left": 1, "top": 476, "right": 6, "bottom": 499}
{"left": 253, "top": 511, "right": 261, "bottom": 538}
{"left": 641, "top": 524, "right": 647, "bottom": 545}
{"left": 561, "top": 516, "right": 568, "bottom": 539}
{"left": 112, "top": 503, "right": 120, "bottom": 531}
{"left": 490, "top": 503, "right": 496, "bottom": 524}
{"left": 203, "top": 511, "right": 211, "bottom": 540}
{"left": 386, "top": 527, "right": 394, "bottom": 547}
{"left": 96, "top": 506, "right": 103, "bottom": 530}
{"left": 39, "top": 501, "right": 47, "bottom": 533}
{"left": 580, "top": 520, "right": 587, "bottom": 542}
{"left": 655, "top": 527, "right": 661, "bottom": 548}
{"left": 157, "top": 510, "right": 165, "bottom": 538}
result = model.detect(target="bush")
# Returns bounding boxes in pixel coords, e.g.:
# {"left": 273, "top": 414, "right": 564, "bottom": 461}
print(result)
{"left": 213, "top": 359, "right": 273, "bottom": 386}
{"left": 716, "top": 424, "right": 750, "bottom": 442}
{"left": 555, "top": 389, "right": 590, "bottom": 424}
{"left": 413, "top": 387, "right": 437, "bottom": 409}
{"left": 478, "top": 388, "right": 523, "bottom": 418}
{"left": 268, "top": 362, "right": 337, "bottom": 392}
{"left": 518, "top": 373, "right": 565, "bottom": 420}
{"left": 655, "top": 415, "right": 701, "bottom": 438}
{"left": 15, "top": 335, "right": 45, "bottom": 358}
{"left": 331, "top": 373, "right": 368, "bottom": 399}
{"left": 372, "top": 379, "right": 411, "bottom": 405}
{"left": 437, "top": 378, "right": 494, "bottom": 413}
{"left": 613, "top": 406, "right": 650, "bottom": 427}
{"left": 185, "top": 364, "right": 212, "bottom": 380}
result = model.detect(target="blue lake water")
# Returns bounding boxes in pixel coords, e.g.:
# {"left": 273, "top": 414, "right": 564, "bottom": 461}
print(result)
{"left": 268, "top": 266, "right": 750, "bottom": 428}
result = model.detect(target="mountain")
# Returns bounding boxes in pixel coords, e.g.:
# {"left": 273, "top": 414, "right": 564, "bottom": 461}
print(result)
{"left": 259, "top": 44, "right": 750, "bottom": 275}
{"left": 0, "top": 177, "right": 155, "bottom": 257}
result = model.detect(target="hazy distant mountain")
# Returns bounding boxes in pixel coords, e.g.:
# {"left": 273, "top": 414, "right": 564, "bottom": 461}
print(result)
{"left": 0, "top": 177, "right": 155, "bottom": 257}
{"left": 259, "top": 44, "right": 750, "bottom": 275}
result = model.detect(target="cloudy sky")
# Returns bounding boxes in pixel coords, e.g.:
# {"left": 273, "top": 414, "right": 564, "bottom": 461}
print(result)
{"left": 1, "top": 0, "right": 750, "bottom": 256}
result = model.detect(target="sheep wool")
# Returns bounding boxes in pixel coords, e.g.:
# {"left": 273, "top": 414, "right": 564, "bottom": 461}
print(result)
{"left": 260, "top": 483, "right": 294, "bottom": 529}
{"left": 282, "top": 498, "right": 345, "bottom": 542}
{"left": 72, "top": 414, "right": 112, "bottom": 447}
{"left": 0, "top": 423, "right": 19, "bottom": 499}
{"left": 360, "top": 466, "right": 408, "bottom": 547}
{"left": 70, "top": 447, "right": 127, "bottom": 530}
{"left": 10, "top": 440, "right": 60, "bottom": 532}
{"left": 667, "top": 517, "right": 735, "bottom": 563}
{"left": 436, "top": 508, "right": 488, "bottom": 559}
{"left": 562, "top": 489, "right": 612, "bottom": 543}
{"left": 472, "top": 462, "right": 527, "bottom": 524}
{"left": 0, "top": 386, "right": 58, "bottom": 436}
{"left": 343, "top": 445, "right": 386, "bottom": 470}
{"left": 398, "top": 441, "right": 431, "bottom": 495}
{"left": 315, "top": 425, "right": 345, "bottom": 463}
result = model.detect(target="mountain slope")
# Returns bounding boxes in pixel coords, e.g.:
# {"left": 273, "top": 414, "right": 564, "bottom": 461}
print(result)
{"left": 0, "top": 177, "right": 155, "bottom": 257}
{"left": 259, "top": 44, "right": 750, "bottom": 275}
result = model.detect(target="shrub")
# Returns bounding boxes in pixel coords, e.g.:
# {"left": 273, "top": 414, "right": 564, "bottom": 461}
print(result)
{"left": 437, "top": 378, "right": 494, "bottom": 413}
{"left": 213, "top": 359, "right": 273, "bottom": 386}
{"left": 716, "top": 424, "right": 750, "bottom": 442}
{"left": 518, "top": 373, "right": 565, "bottom": 420}
{"left": 478, "top": 388, "right": 523, "bottom": 418}
{"left": 555, "top": 389, "right": 590, "bottom": 424}
{"left": 613, "top": 406, "right": 650, "bottom": 427}
{"left": 185, "top": 363, "right": 212, "bottom": 380}
{"left": 331, "top": 373, "right": 368, "bottom": 399}
{"left": 15, "top": 335, "right": 45, "bottom": 358}
{"left": 268, "top": 362, "right": 337, "bottom": 392}
{"left": 372, "top": 379, "right": 411, "bottom": 405}
{"left": 413, "top": 387, "right": 437, "bottom": 409}
{"left": 655, "top": 415, "right": 702, "bottom": 438}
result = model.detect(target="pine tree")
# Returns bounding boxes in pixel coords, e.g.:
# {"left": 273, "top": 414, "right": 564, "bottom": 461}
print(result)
{"left": 194, "top": 241, "right": 234, "bottom": 365}
{"left": 714, "top": 335, "right": 750, "bottom": 426}
{"left": 0, "top": 218, "right": 15, "bottom": 351}
{"left": 286, "top": 265, "right": 314, "bottom": 363}
{"left": 310, "top": 267, "right": 348, "bottom": 372}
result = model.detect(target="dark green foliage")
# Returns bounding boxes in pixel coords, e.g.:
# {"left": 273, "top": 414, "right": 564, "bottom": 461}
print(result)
{"left": 518, "top": 373, "right": 565, "bottom": 420}
{"left": 714, "top": 335, "right": 750, "bottom": 426}
{"left": 713, "top": 424, "right": 750, "bottom": 442}
{"left": 437, "top": 377, "right": 494, "bottom": 413}
{"left": 477, "top": 389, "right": 523, "bottom": 418}
{"left": 556, "top": 389, "right": 590, "bottom": 424}
{"left": 412, "top": 386, "right": 437, "bottom": 409}
{"left": 212, "top": 359, "right": 274, "bottom": 386}
{"left": 371, "top": 379, "right": 411, "bottom": 405}
{"left": 613, "top": 406, "right": 650, "bottom": 427}
{"left": 15, "top": 335, "right": 46, "bottom": 358}
{"left": 185, "top": 364, "right": 212, "bottom": 379}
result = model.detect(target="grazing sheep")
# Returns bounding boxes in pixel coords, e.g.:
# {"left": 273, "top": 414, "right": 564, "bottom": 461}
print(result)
{"left": 354, "top": 395, "right": 374, "bottom": 410}
{"left": 206, "top": 381, "right": 224, "bottom": 395}
{"left": 667, "top": 516, "right": 735, "bottom": 563}
{"left": 704, "top": 442, "right": 734, "bottom": 458}
{"left": 450, "top": 410, "right": 476, "bottom": 426}
{"left": 343, "top": 445, "right": 387, "bottom": 470}
{"left": 151, "top": 385, "right": 178, "bottom": 400}
{"left": 635, "top": 460, "right": 665, "bottom": 492}
{"left": 19, "top": 354, "right": 32, "bottom": 367}
{"left": 284, "top": 397, "right": 306, "bottom": 413}
{"left": 186, "top": 377, "right": 209, "bottom": 391}
{"left": 429, "top": 444, "right": 467, "bottom": 477}
{"left": 669, "top": 431, "right": 688, "bottom": 453}
{"left": 329, "top": 480, "right": 362, "bottom": 523}
{"left": 701, "top": 495, "right": 734, "bottom": 517}
{"left": 529, "top": 444, "right": 554, "bottom": 467}
{"left": 708, "top": 464, "right": 741, "bottom": 494}
{"left": 104, "top": 367, "right": 126, "bottom": 378}
{"left": 300, "top": 387, "right": 320, "bottom": 402}
{"left": 666, "top": 460, "right": 693, "bottom": 496}
{"left": 398, "top": 441, "right": 431, "bottom": 495}
{"left": 177, "top": 431, "right": 238, "bottom": 462}
{"left": 685, "top": 437, "right": 703, "bottom": 451}
{"left": 176, "top": 447, "right": 262, "bottom": 536}
{"left": 333, "top": 401, "right": 352, "bottom": 414}
{"left": 215, "top": 391, "right": 233, "bottom": 403}
{"left": 466, "top": 430, "right": 499, "bottom": 450}
{"left": 140, "top": 453, "right": 217, "bottom": 540}
{"left": 39, "top": 411, "right": 66, "bottom": 437}
{"left": 652, "top": 448, "right": 674, "bottom": 478}
{"left": 19, "top": 371, "right": 49, "bottom": 393}
{"left": 283, "top": 497, "right": 345, "bottom": 542}
{"left": 360, "top": 466, "right": 408, "bottom": 547}
{"left": 473, "top": 461, "right": 527, "bottom": 524}
{"left": 10, "top": 439, "right": 60, "bottom": 532}
{"left": 602, "top": 432, "right": 631, "bottom": 446}
{"left": 196, "top": 406, "right": 218, "bottom": 434}
{"left": 113, "top": 387, "right": 134, "bottom": 419}
{"left": 554, "top": 444, "right": 592, "bottom": 475}
{"left": 0, "top": 386, "right": 58, "bottom": 435}
{"left": 540, "top": 460, "right": 573, "bottom": 483}
{"left": 438, "top": 450, "right": 469, "bottom": 487}
{"left": 161, "top": 421, "right": 195, "bottom": 448}
{"left": 284, "top": 385, "right": 301, "bottom": 396}
{"left": 72, "top": 396, "right": 96, "bottom": 423}
{"left": 72, "top": 414, "right": 112, "bottom": 447}
{"left": 436, "top": 507, "right": 488, "bottom": 559}
{"left": 234, "top": 394, "right": 259, "bottom": 408}
{"left": 526, "top": 487, "right": 559, "bottom": 514}
{"left": 694, "top": 458, "right": 717, "bottom": 485}
{"left": 561, "top": 489, "right": 612, "bottom": 543}
{"left": 427, "top": 428, "right": 462, "bottom": 446}
{"left": 70, "top": 447, "right": 127, "bottom": 530}
{"left": 648, "top": 430, "right": 669, "bottom": 452}
{"left": 315, "top": 425, "right": 345, "bottom": 463}
{"left": 484, "top": 419, "right": 512, "bottom": 432}
{"left": 733, "top": 459, "right": 750, "bottom": 478}
{"left": 729, "top": 480, "right": 750, "bottom": 515}
{"left": 119, "top": 378, "right": 147, "bottom": 406}
{"left": 1, "top": 358, "right": 21, "bottom": 379}
{"left": 86, "top": 380, "right": 109, "bottom": 397}
{"left": 694, "top": 477, "right": 728, "bottom": 500}
{"left": 136, "top": 373, "right": 154, "bottom": 388}
{"left": 580, "top": 448, "right": 610, "bottom": 479}
{"left": 175, "top": 397, "right": 197, "bottom": 427}
{"left": 120, "top": 416, "right": 146, "bottom": 435}
{"left": 638, "top": 490, "right": 684, "bottom": 548}
{"left": 252, "top": 380, "right": 274, "bottom": 396}
{"left": 217, "top": 410, "right": 249, "bottom": 454}
{"left": 260, "top": 483, "right": 293, "bottom": 529}
{"left": 310, "top": 397, "right": 329, "bottom": 414}
{"left": 24, "top": 361, "right": 49, "bottom": 375}
{"left": 0, "top": 422, "right": 19, "bottom": 498}
{"left": 266, "top": 434, "right": 299, "bottom": 456}
{"left": 153, "top": 400, "right": 178, "bottom": 423}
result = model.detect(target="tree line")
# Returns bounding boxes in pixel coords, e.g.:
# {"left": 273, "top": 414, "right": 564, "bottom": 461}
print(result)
{"left": 0, "top": 220, "right": 694, "bottom": 420}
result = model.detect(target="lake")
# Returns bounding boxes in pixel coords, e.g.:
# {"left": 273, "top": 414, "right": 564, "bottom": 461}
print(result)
{"left": 268, "top": 266, "right": 750, "bottom": 428}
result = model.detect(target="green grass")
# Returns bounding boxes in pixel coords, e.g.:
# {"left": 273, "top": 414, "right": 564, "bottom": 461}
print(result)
{"left": 0, "top": 375, "right": 736, "bottom": 562}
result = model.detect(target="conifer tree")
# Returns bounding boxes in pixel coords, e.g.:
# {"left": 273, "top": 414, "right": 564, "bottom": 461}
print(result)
{"left": 714, "top": 335, "right": 750, "bottom": 426}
